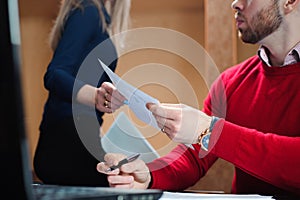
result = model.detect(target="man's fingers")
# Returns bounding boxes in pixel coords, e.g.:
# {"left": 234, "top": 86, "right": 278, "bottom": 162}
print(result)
{"left": 96, "top": 162, "right": 119, "bottom": 175}
{"left": 108, "top": 175, "right": 134, "bottom": 185}
{"left": 104, "top": 153, "right": 126, "bottom": 164}
{"left": 120, "top": 159, "right": 147, "bottom": 174}
{"left": 147, "top": 103, "right": 180, "bottom": 120}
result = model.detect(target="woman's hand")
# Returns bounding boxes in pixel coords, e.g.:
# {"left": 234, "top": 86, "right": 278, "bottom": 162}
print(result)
{"left": 147, "top": 103, "right": 212, "bottom": 144}
{"left": 95, "top": 82, "right": 126, "bottom": 113}
{"left": 97, "top": 153, "right": 151, "bottom": 189}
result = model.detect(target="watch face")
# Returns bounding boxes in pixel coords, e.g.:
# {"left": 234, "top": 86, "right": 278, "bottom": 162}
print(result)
{"left": 200, "top": 133, "right": 211, "bottom": 151}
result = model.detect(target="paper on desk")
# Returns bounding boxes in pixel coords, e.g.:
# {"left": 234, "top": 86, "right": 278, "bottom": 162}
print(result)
{"left": 98, "top": 59, "right": 160, "bottom": 129}
{"left": 160, "top": 192, "right": 273, "bottom": 200}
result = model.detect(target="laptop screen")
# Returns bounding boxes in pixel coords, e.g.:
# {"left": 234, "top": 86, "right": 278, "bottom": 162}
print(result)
{"left": 0, "top": 0, "right": 34, "bottom": 199}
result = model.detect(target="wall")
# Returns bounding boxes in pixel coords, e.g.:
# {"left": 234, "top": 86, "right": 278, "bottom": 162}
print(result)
{"left": 19, "top": 0, "right": 60, "bottom": 162}
{"left": 19, "top": 0, "right": 257, "bottom": 193}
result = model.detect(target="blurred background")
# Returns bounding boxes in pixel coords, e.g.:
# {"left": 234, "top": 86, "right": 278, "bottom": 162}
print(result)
{"left": 19, "top": 0, "right": 258, "bottom": 193}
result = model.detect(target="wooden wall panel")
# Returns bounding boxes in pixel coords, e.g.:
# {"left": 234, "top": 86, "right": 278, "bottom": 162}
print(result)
{"left": 204, "top": 0, "right": 237, "bottom": 71}
{"left": 185, "top": 0, "right": 237, "bottom": 193}
{"left": 19, "top": 0, "right": 60, "bottom": 164}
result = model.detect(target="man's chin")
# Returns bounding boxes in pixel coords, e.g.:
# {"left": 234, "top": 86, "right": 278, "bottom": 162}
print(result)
{"left": 238, "top": 33, "right": 258, "bottom": 44}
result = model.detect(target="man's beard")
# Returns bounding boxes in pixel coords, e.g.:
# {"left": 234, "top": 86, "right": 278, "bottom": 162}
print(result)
{"left": 238, "top": 1, "right": 283, "bottom": 44}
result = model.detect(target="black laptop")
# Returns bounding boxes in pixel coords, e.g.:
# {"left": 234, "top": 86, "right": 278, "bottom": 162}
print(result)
{"left": 0, "top": 0, "right": 162, "bottom": 199}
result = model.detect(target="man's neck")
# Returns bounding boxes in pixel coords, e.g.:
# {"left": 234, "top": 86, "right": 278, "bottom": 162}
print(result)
{"left": 258, "top": 20, "right": 300, "bottom": 66}
{"left": 259, "top": 43, "right": 300, "bottom": 67}
{"left": 259, "top": 36, "right": 300, "bottom": 66}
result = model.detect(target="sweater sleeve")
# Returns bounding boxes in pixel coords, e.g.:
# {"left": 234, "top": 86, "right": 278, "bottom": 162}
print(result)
{"left": 147, "top": 144, "right": 218, "bottom": 191}
{"left": 211, "top": 119, "right": 300, "bottom": 195}
{"left": 44, "top": 6, "right": 101, "bottom": 102}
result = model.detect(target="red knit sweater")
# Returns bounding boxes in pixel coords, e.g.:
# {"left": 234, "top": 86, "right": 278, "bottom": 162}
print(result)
{"left": 147, "top": 56, "right": 300, "bottom": 196}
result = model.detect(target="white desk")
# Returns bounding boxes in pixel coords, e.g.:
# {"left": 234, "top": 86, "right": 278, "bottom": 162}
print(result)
{"left": 160, "top": 192, "right": 273, "bottom": 200}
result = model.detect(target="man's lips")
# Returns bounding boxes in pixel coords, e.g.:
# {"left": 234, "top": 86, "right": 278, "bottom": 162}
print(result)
{"left": 236, "top": 18, "right": 244, "bottom": 27}
{"left": 235, "top": 14, "right": 245, "bottom": 28}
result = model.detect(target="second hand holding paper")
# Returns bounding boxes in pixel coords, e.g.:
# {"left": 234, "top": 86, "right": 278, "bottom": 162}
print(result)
{"left": 98, "top": 59, "right": 194, "bottom": 150}
{"left": 98, "top": 59, "right": 160, "bottom": 129}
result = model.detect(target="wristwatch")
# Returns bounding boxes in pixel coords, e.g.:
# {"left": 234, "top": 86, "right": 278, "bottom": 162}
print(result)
{"left": 197, "top": 116, "right": 219, "bottom": 151}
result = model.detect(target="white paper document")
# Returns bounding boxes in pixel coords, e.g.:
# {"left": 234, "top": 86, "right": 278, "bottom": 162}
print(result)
{"left": 98, "top": 59, "right": 160, "bottom": 129}
{"left": 160, "top": 192, "right": 273, "bottom": 200}
{"left": 98, "top": 59, "right": 194, "bottom": 150}
{"left": 101, "top": 112, "right": 160, "bottom": 163}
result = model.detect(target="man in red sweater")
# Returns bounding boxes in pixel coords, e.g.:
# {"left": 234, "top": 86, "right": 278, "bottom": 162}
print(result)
{"left": 97, "top": 0, "right": 300, "bottom": 197}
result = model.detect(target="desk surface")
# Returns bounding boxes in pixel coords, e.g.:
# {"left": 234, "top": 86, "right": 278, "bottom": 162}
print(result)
{"left": 160, "top": 192, "right": 273, "bottom": 200}
{"left": 160, "top": 191, "right": 299, "bottom": 200}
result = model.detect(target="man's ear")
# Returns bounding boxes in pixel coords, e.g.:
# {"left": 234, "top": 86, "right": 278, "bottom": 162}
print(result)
{"left": 283, "top": 0, "right": 300, "bottom": 14}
